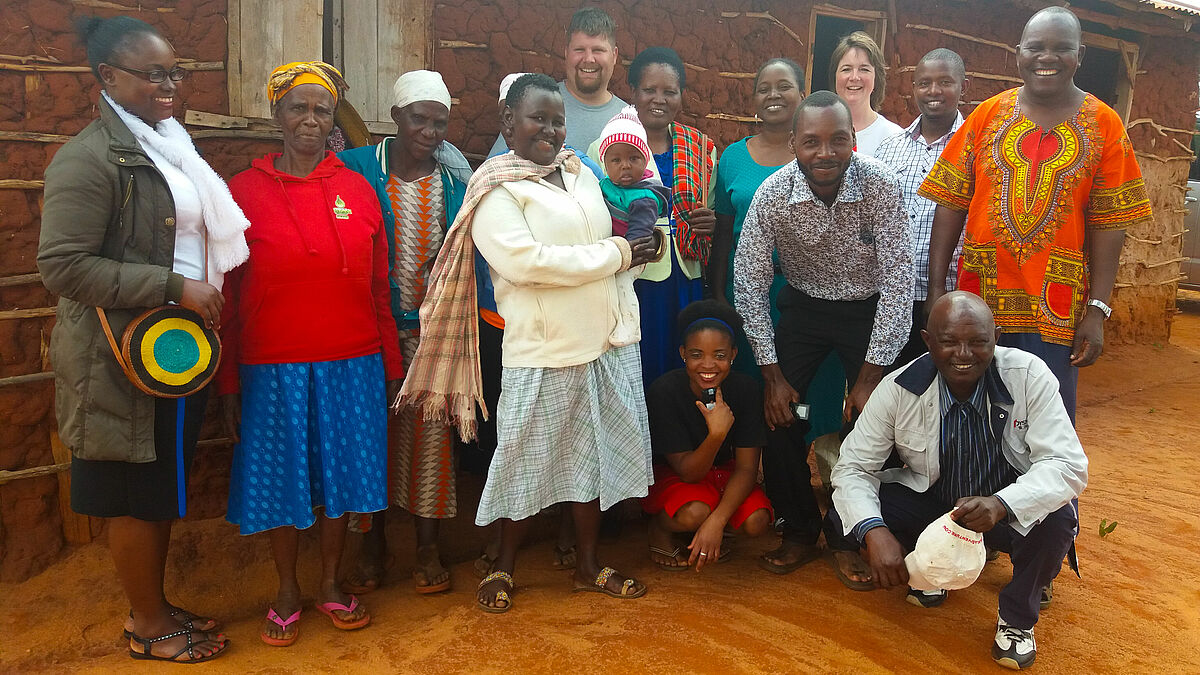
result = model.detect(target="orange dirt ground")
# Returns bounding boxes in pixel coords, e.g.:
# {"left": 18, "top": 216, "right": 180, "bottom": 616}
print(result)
{"left": 2, "top": 307, "right": 1199, "bottom": 674}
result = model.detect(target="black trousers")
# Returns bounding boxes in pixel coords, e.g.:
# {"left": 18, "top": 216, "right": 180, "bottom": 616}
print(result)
{"left": 825, "top": 482, "right": 1078, "bottom": 629}
{"left": 765, "top": 285, "right": 877, "bottom": 545}
{"left": 458, "top": 317, "right": 503, "bottom": 476}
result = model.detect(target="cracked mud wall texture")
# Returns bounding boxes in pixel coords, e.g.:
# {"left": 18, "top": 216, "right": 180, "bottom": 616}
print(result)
{"left": 0, "top": 0, "right": 276, "bottom": 582}
{"left": 1, "top": 0, "right": 1197, "bottom": 582}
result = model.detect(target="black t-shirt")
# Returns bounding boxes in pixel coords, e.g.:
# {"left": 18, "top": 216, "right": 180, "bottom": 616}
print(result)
{"left": 646, "top": 369, "right": 769, "bottom": 467}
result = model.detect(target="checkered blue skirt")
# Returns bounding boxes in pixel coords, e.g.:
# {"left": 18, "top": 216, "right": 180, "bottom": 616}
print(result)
{"left": 475, "top": 344, "right": 653, "bottom": 526}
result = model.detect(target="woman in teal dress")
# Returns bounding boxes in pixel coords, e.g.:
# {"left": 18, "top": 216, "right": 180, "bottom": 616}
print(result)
{"left": 708, "top": 58, "right": 846, "bottom": 448}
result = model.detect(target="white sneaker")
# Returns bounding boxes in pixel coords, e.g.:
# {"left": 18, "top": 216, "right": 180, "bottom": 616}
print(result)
{"left": 992, "top": 618, "right": 1036, "bottom": 670}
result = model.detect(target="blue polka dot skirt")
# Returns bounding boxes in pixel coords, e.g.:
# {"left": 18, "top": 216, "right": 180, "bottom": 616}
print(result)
{"left": 227, "top": 353, "right": 388, "bottom": 535}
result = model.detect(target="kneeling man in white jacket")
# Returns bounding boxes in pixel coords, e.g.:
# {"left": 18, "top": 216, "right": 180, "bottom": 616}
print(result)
{"left": 826, "top": 291, "right": 1087, "bottom": 671}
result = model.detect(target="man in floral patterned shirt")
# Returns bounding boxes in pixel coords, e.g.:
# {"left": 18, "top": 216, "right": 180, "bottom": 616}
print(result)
{"left": 733, "top": 90, "right": 913, "bottom": 574}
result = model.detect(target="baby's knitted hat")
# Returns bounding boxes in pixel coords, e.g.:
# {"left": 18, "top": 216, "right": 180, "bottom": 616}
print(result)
{"left": 598, "top": 106, "right": 653, "bottom": 165}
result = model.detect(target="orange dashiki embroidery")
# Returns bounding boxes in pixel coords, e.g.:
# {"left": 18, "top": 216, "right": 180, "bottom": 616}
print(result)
{"left": 918, "top": 89, "right": 1152, "bottom": 345}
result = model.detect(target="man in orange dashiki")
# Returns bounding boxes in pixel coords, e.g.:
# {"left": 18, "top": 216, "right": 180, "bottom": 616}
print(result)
{"left": 920, "top": 6, "right": 1152, "bottom": 424}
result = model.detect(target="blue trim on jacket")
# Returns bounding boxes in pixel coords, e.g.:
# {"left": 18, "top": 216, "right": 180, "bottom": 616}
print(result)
{"left": 895, "top": 353, "right": 1015, "bottom": 442}
{"left": 893, "top": 352, "right": 1028, "bottom": 529}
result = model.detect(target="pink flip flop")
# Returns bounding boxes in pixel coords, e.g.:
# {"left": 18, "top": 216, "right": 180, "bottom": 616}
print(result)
{"left": 260, "top": 607, "right": 300, "bottom": 646}
{"left": 317, "top": 595, "right": 370, "bottom": 630}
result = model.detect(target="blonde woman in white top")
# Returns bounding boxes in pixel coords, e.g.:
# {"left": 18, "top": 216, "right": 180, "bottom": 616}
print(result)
{"left": 831, "top": 31, "right": 903, "bottom": 157}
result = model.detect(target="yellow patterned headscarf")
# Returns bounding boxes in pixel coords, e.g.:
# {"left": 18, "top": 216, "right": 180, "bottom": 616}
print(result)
{"left": 266, "top": 61, "right": 348, "bottom": 105}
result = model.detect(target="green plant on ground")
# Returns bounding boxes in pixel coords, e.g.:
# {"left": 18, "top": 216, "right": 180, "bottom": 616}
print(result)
{"left": 1099, "top": 519, "right": 1118, "bottom": 538}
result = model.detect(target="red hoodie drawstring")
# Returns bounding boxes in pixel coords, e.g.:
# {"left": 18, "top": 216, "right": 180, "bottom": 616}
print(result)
{"left": 272, "top": 175, "right": 351, "bottom": 276}
{"left": 273, "top": 177, "right": 319, "bottom": 256}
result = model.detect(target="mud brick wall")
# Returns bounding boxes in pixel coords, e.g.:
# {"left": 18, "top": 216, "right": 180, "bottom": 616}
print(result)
{"left": 436, "top": 0, "right": 849, "bottom": 155}
{"left": 1, "top": 0, "right": 1197, "bottom": 582}
{"left": 436, "top": 0, "right": 1197, "bottom": 345}
{"left": 0, "top": 0, "right": 277, "bottom": 582}
{"left": 1116, "top": 39, "right": 1199, "bottom": 344}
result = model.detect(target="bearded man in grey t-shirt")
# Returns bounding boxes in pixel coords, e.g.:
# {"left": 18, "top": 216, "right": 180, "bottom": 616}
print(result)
{"left": 489, "top": 7, "right": 627, "bottom": 157}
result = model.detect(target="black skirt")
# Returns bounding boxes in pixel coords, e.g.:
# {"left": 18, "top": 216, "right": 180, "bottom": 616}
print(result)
{"left": 70, "top": 389, "right": 210, "bottom": 521}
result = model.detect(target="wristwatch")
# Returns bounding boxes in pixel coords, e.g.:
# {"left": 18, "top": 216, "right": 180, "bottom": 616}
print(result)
{"left": 1087, "top": 298, "right": 1113, "bottom": 319}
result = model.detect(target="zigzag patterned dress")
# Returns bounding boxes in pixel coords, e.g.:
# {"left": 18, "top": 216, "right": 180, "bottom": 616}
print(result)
{"left": 386, "top": 170, "right": 456, "bottom": 519}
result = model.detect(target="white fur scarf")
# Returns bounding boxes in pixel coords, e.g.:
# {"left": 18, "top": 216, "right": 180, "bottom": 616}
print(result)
{"left": 102, "top": 91, "right": 250, "bottom": 285}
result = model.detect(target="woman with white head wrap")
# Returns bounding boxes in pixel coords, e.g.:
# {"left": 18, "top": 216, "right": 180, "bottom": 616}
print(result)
{"left": 337, "top": 69, "right": 473, "bottom": 596}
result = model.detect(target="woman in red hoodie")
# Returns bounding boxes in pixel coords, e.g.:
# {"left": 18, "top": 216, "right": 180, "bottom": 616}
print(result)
{"left": 217, "top": 62, "right": 403, "bottom": 646}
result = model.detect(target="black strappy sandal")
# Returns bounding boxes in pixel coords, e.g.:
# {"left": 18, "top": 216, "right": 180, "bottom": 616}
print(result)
{"left": 122, "top": 607, "right": 220, "bottom": 640}
{"left": 128, "top": 628, "right": 229, "bottom": 663}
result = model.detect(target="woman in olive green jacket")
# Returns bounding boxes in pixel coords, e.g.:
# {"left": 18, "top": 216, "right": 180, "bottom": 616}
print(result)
{"left": 37, "top": 15, "right": 242, "bottom": 663}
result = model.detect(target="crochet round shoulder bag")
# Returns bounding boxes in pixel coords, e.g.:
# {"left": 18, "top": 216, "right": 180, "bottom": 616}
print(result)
{"left": 95, "top": 305, "right": 221, "bottom": 398}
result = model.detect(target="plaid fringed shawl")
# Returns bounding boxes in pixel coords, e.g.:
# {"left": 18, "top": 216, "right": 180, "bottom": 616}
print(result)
{"left": 669, "top": 122, "right": 716, "bottom": 265}
{"left": 397, "top": 148, "right": 582, "bottom": 441}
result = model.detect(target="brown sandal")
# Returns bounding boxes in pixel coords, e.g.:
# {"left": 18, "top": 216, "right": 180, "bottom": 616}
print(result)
{"left": 477, "top": 570, "right": 514, "bottom": 614}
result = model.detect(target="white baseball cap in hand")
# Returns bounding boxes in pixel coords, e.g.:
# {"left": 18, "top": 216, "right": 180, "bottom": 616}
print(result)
{"left": 905, "top": 512, "right": 987, "bottom": 591}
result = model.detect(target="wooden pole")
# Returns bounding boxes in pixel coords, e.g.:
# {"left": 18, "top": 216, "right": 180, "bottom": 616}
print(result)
{"left": 0, "top": 461, "right": 69, "bottom": 486}
{"left": 705, "top": 113, "right": 758, "bottom": 123}
{"left": 720, "top": 11, "right": 806, "bottom": 47}
{"left": 0, "top": 371, "right": 54, "bottom": 387}
{"left": 0, "top": 61, "right": 219, "bottom": 74}
{"left": 0, "top": 179, "right": 45, "bottom": 190}
{"left": 48, "top": 432, "right": 91, "bottom": 543}
{"left": 0, "top": 272, "right": 42, "bottom": 288}
{"left": 0, "top": 53, "right": 63, "bottom": 65}
{"left": 189, "top": 129, "right": 281, "bottom": 140}
{"left": 0, "top": 63, "right": 90, "bottom": 73}
{"left": 438, "top": 40, "right": 487, "bottom": 49}
{"left": 184, "top": 110, "right": 249, "bottom": 129}
{"left": 0, "top": 130, "right": 70, "bottom": 144}
{"left": 70, "top": 0, "right": 176, "bottom": 11}
{"left": 905, "top": 24, "right": 1017, "bottom": 54}
{"left": 896, "top": 65, "right": 1023, "bottom": 84}
{"left": 1135, "top": 152, "right": 1193, "bottom": 163}
{"left": 0, "top": 307, "right": 57, "bottom": 320}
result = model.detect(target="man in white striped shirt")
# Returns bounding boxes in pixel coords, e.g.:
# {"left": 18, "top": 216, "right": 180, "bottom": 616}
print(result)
{"left": 875, "top": 49, "right": 968, "bottom": 369}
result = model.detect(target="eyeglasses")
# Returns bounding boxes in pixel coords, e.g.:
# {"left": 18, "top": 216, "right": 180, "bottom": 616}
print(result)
{"left": 105, "top": 63, "right": 190, "bottom": 83}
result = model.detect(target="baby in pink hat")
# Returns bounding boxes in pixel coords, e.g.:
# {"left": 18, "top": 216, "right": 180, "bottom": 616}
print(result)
{"left": 596, "top": 107, "right": 670, "bottom": 347}
{"left": 597, "top": 106, "right": 669, "bottom": 239}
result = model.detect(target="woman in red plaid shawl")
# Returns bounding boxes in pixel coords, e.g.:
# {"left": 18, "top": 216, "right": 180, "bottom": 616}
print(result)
{"left": 592, "top": 47, "right": 717, "bottom": 386}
